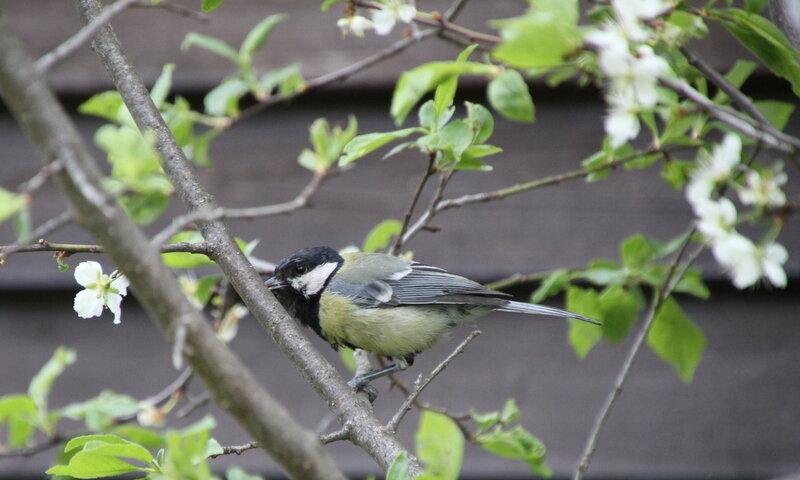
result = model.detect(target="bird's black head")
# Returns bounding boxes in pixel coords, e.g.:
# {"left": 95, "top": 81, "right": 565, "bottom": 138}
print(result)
{"left": 266, "top": 246, "right": 344, "bottom": 299}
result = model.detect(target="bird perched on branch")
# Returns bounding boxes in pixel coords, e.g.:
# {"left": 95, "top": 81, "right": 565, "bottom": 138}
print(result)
{"left": 266, "top": 246, "right": 600, "bottom": 391}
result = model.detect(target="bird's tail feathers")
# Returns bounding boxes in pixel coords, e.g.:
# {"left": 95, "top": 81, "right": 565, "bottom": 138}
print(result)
{"left": 499, "top": 301, "right": 601, "bottom": 325}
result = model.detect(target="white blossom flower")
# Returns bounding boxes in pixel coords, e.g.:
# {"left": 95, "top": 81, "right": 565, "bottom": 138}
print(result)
{"left": 712, "top": 235, "right": 788, "bottom": 289}
{"left": 585, "top": 25, "right": 631, "bottom": 77}
{"left": 696, "top": 197, "right": 737, "bottom": 242}
{"left": 629, "top": 46, "right": 669, "bottom": 108}
{"left": 605, "top": 89, "right": 640, "bottom": 148}
{"left": 685, "top": 177, "right": 714, "bottom": 214}
{"left": 738, "top": 169, "right": 787, "bottom": 208}
{"left": 612, "top": 0, "right": 669, "bottom": 42}
{"left": 73, "top": 261, "right": 129, "bottom": 324}
{"left": 372, "top": 0, "right": 416, "bottom": 36}
{"left": 336, "top": 15, "right": 374, "bottom": 37}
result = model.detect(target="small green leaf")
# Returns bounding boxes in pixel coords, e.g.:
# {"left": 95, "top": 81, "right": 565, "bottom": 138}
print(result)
{"left": 239, "top": 14, "right": 287, "bottom": 60}
{"left": 487, "top": 70, "right": 535, "bottom": 123}
{"left": 339, "top": 127, "right": 424, "bottom": 165}
{"left": 204, "top": 78, "right": 249, "bottom": 116}
{"left": 566, "top": 287, "right": 604, "bottom": 358}
{"left": 491, "top": 0, "right": 581, "bottom": 69}
{"left": 14, "top": 206, "right": 31, "bottom": 244}
{"left": 470, "top": 409, "right": 501, "bottom": 433}
{"left": 363, "top": 219, "right": 403, "bottom": 253}
{"left": 499, "top": 398, "right": 520, "bottom": 424}
{"left": 112, "top": 425, "right": 166, "bottom": 449}
{"left": 181, "top": 33, "right": 239, "bottom": 65}
{"left": 338, "top": 348, "right": 357, "bottom": 372}
{"left": 49, "top": 435, "right": 153, "bottom": 479}
{"left": 204, "top": 437, "right": 224, "bottom": 458}
{"left": 476, "top": 426, "right": 551, "bottom": 477}
{"left": 29, "top": 347, "right": 76, "bottom": 422}
{"left": 387, "top": 451, "right": 410, "bottom": 480}
{"left": 754, "top": 100, "right": 794, "bottom": 129}
{"left": 0, "top": 395, "right": 37, "bottom": 447}
{"left": 530, "top": 269, "right": 570, "bottom": 303}
{"left": 465, "top": 102, "right": 494, "bottom": 144}
{"left": 578, "top": 259, "right": 626, "bottom": 286}
{"left": 0, "top": 188, "right": 26, "bottom": 224}
{"left": 320, "top": 0, "right": 341, "bottom": 12}
{"left": 60, "top": 391, "right": 141, "bottom": 431}
{"left": 598, "top": 286, "right": 643, "bottom": 342}
{"left": 433, "top": 45, "right": 479, "bottom": 122}
{"left": 391, "top": 61, "right": 495, "bottom": 125}
{"left": 647, "top": 297, "right": 706, "bottom": 382}
{"left": 672, "top": 268, "right": 710, "bottom": 299}
{"left": 416, "top": 411, "right": 464, "bottom": 480}
{"left": 46, "top": 453, "right": 145, "bottom": 479}
{"left": 620, "top": 234, "right": 662, "bottom": 271}
{"left": 227, "top": 466, "right": 266, "bottom": 480}
{"left": 201, "top": 0, "right": 226, "bottom": 12}
{"left": 150, "top": 63, "right": 174, "bottom": 109}
{"left": 78, "top": 91, "right": 124, "bottom": 122}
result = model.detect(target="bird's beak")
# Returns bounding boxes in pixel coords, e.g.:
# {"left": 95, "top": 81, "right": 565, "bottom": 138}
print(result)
{"left": 265, "top": 276, "right": 287, "bottom": 291}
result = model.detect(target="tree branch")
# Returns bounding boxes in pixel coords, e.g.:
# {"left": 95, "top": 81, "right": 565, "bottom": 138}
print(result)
{"left": 391, "top": 153, "right": 436, "bottom": 255}
{"left": 73, "top": 0, "right": 419, "bottom": 475}
{"left": 1, "top": 7, "right": 347, "bottom": 479}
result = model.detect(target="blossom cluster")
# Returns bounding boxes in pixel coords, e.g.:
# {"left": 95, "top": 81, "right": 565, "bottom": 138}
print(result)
{"left": 685, "top": 134, "right": 788, "bottom": 289}
{"left": 584, "top": 0, "right": 671, "bottom": 148}
{"left": 337, "top": 0, "right": 416, "bottom": 37}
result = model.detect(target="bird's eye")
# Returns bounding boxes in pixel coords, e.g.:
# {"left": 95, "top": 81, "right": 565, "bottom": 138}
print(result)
{"left": 296, "top": 265, "right": 307, "bottom": 274}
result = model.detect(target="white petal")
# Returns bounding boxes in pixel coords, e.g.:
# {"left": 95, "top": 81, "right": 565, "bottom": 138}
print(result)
{"left": 349, "top": 16, "right": 374, "bottom": 36}
{"left": 711, "top": 134, "right": 741, "bottom": 175}
{"left": 372, "top": 9, "right": 396, "bottom": 35}
{"left": 685, "top": 178, "right": 713, "bottom": 213}
{"left": 765, "top": 242, "right": 789, "bottom": 264}
{"left": 74, "top": 261, "right": 102, "bottom": 287}
{"left": 74, "top": 288, "right": 105, "bottom": 318}
{"left": 106, "top": 292, "right": 124, "bottom": 324}
{"left": 396, "top": 4, "right": 417, "bottom": 23}
{"left": 111, "top": 274, "right": 129, "bottom": 296}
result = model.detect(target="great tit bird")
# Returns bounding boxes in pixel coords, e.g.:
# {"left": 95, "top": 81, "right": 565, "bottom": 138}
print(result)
{"left": 266, "top": 246, "right": 600, "bottom": 390}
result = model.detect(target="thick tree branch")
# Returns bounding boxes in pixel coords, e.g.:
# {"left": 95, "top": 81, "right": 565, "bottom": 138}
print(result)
{"left": 73, "top": 0, "right": 419, "bottom": 474}
{"left": 0, "top": 11, "right": 346, "bottom": 480}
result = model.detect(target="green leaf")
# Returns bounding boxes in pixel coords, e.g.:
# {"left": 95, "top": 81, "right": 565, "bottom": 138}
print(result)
{"left": 301, "top": 116, "right": 358, "bottom": 171}
{"left": 78, "top": 91, "right": 124, "bottom": 122}
{"left": 745, "top": 0, "right": 770, "bottom": 13}
{"left": 49, "top": 435, "right": 153, "bottom": 479}
{"left": 204, "top": 437, "right": 224, "bottom": 458}
{"left": 672, "top": 268, "right": 710, "bottom": 299}
{"left": 161, "top": 231, "right": 214, "bottom": 268}
{"left": 387, "top": 451, "right": 410, "bottom": 480}
{"left": 112, "top": 425, "right": 166, "bottom": 449}
{"left": 470, "top": 409, "right": 501, "bottom": 434}
{"left": 60, "top": 391, "right": 141, "bottom": 432}
{"left": 239, "top": 14, "right": 287, "bottom": 60}
{"left": 465, "top": 102, "right": 494, "bottom": 144}
{"left": 530, "top": 268, "right": 570, "bottom": 303}
{"left": 754, "top": 100, "right": 795, "bottom": 129}
{"left": 150, "top": 64, "right": 174, "bottom": 109}
{"left": 161, "top": 416, "right": 216, "bottom": 480}
{"left": 660, "top": 159, "right": 695, "bottom": 190}
{"left": 598, "top": 286, "right": 642, "bottom": 342}
{"left": 14, "top": 206, "right": 31, "bottom": 244}
{"left": 0, "top": 187, "right": 26, "bottom": 223}
{"left": 499, "top": 398, "right": 520, "bottom": 424}
{"left": 433, "top": 45, "right": 479, "bottom": 122}
{"left": 46, "top": 453, "right": 145, "bottom": 478}
{"left": 363, "top": 219, "right": 403, "bottom": 253}
{"left": 227, "top": 466, "right": 266, "bottom": 480}
{"left": 204, "top": 78, "right": 249, "bottom": 116}
{"left": 491, "top": 0, "right": 581, "bottom": 69}
{"left": 320, "top": 0, "right": 340, "bottom": 12}
{"left": 260, "top": 64, "right": 305, "bottom": 96}
{"left": 391, "top": 61, "right": 495, "bottom": 125}
{"left": 182, "top": 33, "right": 239, "bottom": 65}
{"left": 566, "top": 287, "right": 604, "bottom": 357}
{"left": 417, "top": 120, "right": 474, "bottom": 165}
{"left": 29, "top": 347, "right": 76, "bottom": 423}
{"left": 338, "top": 348, "right": 357, "bottom": 372}
{"left": 487, "top": 70, "right": 535, "bottom": 123}
{"left": 416, "top": 410, "right": 464, "bottom": 480}
{"left": 715, "top": 8, "right": 800, "bottom": 96}
{"left": 339, "top": 127, "right": 424, "bottom": 165}
{"left": 578, "top": 259, "right": 626, "bottom": 286}
{"left": 201, "top": 0, "right": 226, "bottom": 12}
{"left": 620, "top": 234, "right": 662, "bottom": 271}
{"left": 0, "top": 395, "right": 37, "bottom": 447}
{"left": 647, "top": 297, "right": 706, "bottom": 382}
{"left": 476, "top": 426, "right": 551, "bottom": 477}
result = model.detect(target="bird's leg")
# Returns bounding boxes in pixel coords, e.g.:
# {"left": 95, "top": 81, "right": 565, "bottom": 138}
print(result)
{"left": 347, "top": 355, "right": 413, "bottom": 393}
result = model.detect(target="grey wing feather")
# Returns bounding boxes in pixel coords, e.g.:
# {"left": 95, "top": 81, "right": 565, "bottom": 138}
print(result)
{"left": 384, "top": 262, "right": 509, "bottom": 306}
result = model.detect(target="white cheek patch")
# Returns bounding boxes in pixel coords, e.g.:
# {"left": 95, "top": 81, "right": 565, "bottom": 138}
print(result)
{"left": 292, "top": 262, "right": 339, "bottom": 297}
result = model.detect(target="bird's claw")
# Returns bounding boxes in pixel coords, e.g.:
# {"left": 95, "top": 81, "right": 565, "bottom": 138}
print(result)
{"left": 347, "top": 377, "right": 379, "bottom": 403}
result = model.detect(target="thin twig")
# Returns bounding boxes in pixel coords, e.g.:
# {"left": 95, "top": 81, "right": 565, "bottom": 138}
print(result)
{"left": 661, "top": 78, "right": 800, "bottom": 153}
{"left": 36, "top": 0, "right": 138, "bottom": 73}
{"left": 388, "top": 330, "right": 481, "bottom": 432}
{"left": 176, "top": 392, "right": 211, "bottom": 419}
{"left": 573, "top": 228, "right": 703, "bottom": 480}
{"left": 391, "top": 154, "right": 436, "bottom": 255}
{"left": 17, "top": 161, "right": 63, "bottom": 194}
{"left": 443, "top": 0, "right": 470, "bottom": 20}
{"left": 132, "top": 0, "right": 209, "bottom": 22}
{"left": 209, "top": 441, "right": 260, "bottom": 458}
{"left": 233, "top": 28, "right": 438, "bottom": 125}
{"left": 320, "top": 427, "right": 352, "bottom": 445}
{"left": 0, "top": 241, "right": 212, "bottom": 256}
{"left": 679, "top": 46, "right": 771, "bottom": 126}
